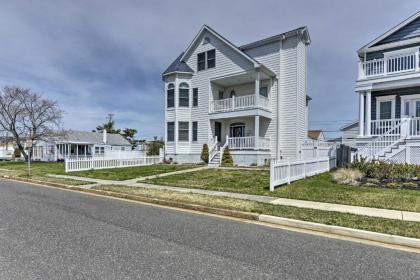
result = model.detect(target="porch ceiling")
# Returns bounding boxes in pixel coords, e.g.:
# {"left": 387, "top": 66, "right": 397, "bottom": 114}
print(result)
{"left": 211, "top": 70, "right": 271, "bottom": 87}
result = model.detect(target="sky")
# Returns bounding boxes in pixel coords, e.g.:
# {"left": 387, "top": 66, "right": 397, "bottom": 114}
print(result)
{"left": 0, "top": 1, "right": 419, "bottom": 140}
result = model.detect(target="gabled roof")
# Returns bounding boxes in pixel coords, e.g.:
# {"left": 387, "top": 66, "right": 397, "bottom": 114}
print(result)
{"left": 240, "top": 26, "right": 311, "bottom": 50}
{"left": 162, "top": 52, "right": 194, "bottom": 76}
{"left": 340, "top": 120, "right": 359, "bottom": 131}
{"left": 358, "top": 11, "right": 420, "bottom": 55}
{"left": 54, "top": 130, "right": 131, "bottom": 146}
{"left": 163, "top": 25, "right": 309, "bottom": 78}
{"left": 307, "top": 130, "right": 324, "bottom": 140}
{"left": 179, "top": 25, "right": 261, "bottom": 68}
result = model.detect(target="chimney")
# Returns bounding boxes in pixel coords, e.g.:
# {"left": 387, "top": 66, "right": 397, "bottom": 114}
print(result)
{"left": 103, "top": 129, "right": 107, "bottom": 144}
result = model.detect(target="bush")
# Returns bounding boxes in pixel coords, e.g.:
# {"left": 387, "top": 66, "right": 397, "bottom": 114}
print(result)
{"left": 386, "top": 182, "right": 399, "bottom": 189}
{"left": 221, "top": 147, "right": 233, "bottom": 166}
{"left": 13, "top": 148, "right": 21, "bottom": 159}
{"left": 332, "top": 168, "right": 363, "bottom": 186}
{"left": 200, "top": 144, "right": 209, "bottom": 164}
{"left": 401, "top": 182, "right": 417, "bottom": 190}
{"left": 351, "top": 157, "right": 375, "bottom": 178}
{"left": 147, "top": 140, "right": 164, "bottom": 156}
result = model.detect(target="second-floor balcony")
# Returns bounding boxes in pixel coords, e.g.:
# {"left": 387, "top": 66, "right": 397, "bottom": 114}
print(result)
{"left": 209, "top": 94, "right": 270, "bottom": 113}
{"left": 358, "top": 47, "right": 420, "bottom": 80}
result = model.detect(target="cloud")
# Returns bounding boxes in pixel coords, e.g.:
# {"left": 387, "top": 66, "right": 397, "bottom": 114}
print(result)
{"left": 0, "top": 0, "right": 418, "bottom": 139}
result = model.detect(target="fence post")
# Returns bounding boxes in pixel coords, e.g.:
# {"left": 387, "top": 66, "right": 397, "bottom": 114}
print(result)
{"left": 65, "top": 158, "right": 68, "bottom": 173}
{"left": 287, "top": 160, "right": 291, "bottom": 184}
{"left": 269, "top": 159, "right": 274, "bottom": 192}
{"left": 159, "top": 148, "right": 164, "bottom": 162}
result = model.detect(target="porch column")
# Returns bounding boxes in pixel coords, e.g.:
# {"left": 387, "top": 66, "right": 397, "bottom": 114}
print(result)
{"left": 358, "top": 91, "right": 365, "bottom": 136}
{"left": 365, "top": 90, "right": 371, "bottom": 136}
{"left": 76, "top": 144, "right": 78, "bottom": 157}
{"left": 254, "top": 115, "right": 260, "bottom": 150}
{"left": 255, "top": 69, "right": 260, "bottom": 108}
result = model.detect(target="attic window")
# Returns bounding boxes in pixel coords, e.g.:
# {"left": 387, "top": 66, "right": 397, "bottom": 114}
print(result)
{"left": 203, "top": 37, "right": 210, "bottom": 45}
{"left": 197, "top": 49, "right": 216, "bottom": 71}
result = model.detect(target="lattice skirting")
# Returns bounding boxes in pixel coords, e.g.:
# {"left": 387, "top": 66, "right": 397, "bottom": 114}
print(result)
{"left": 409, "top": 146, "right": 420, "bottom": 165}
{"left": 389, "top": 149, "right": 406, "bottom": 164}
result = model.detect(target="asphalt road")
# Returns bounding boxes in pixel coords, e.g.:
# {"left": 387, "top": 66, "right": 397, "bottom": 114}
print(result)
{"left": 0, "top": 180, "right": 419, "bottom": 280}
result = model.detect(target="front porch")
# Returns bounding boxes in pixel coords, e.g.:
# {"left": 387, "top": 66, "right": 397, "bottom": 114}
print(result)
{"left": 209, "top": 116, "right": 271, "bottom": 151}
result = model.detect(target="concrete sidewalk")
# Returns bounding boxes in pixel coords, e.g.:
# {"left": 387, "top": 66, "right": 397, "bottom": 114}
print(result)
{"left": 47, "top": 172, "right": 420, "bottom": 223}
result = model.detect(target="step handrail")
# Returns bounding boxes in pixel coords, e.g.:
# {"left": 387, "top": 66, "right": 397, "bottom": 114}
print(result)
{"left": 357, "top": 118, "right": 407, "bottom": 160}
{"left": 208, "top": 136, "right": 218, "bottom": 162}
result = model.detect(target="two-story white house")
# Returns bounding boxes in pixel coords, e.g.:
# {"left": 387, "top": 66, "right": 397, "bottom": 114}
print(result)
{"left": 355, "top": 11, "right": 420, "bottom": 164}
{"left": 162, "top": 25, "right": 311, "bottom": 166}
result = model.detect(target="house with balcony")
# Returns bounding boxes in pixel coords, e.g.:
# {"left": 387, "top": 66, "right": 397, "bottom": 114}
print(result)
{"left": 162, "top": 25, "right": 311, "bottom": 166}
{"left": 355, "top": 11, "right": 420, "bottom": 163}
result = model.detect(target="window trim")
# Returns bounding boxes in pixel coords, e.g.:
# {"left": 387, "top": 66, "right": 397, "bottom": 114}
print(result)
{"left": 192, "top": 121, "right": 198, "bottom": 142}
{"left": 375, "top": 95, "right": 396, "bottom": 120}
{"left": 197, "top": 49, "right": 216, "bottom": 71}
{"left": 178, "top": 121, "right": 189, "bottom": 142}
{"left": 167, "top": 83, "right": 175, "bottom": 108}
{"left": 167, "top": 122, "right": 175, "bottom": 142}
{"left": 193, "top": 88, "right": 198, "bottom": 107}
{"left": 178, "top": 82, "right": 190, "bottom": 107}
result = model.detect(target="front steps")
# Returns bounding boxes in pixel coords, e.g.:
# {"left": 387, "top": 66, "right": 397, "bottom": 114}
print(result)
{"left": 208, "top": 152, "right": 220, "bottom": 167}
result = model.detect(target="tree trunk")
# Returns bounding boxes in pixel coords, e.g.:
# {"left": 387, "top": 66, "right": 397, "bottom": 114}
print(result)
{"left": 17, "top": 143, "right": 28, "bottom": 161}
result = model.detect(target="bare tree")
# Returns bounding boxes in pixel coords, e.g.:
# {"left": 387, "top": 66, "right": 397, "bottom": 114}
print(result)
{"left": 0, "top": 86, "right": 63, "bottom": 160}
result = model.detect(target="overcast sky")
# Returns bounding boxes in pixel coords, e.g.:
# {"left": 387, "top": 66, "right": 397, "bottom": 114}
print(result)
{"left": 0, "top": 1, "right": 418, "bottom": 139}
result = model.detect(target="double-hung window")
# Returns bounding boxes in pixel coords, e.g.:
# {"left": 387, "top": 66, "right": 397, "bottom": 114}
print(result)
{"left": 192, "top": 122, "right": 198, "bottom": 141}
{"left": 197, "top": 52, "right": 206, "bottom": 71}
{"left": 167, "top": 122, "right": 175, "bottom": 142}
{"left": 178, "top": 122, "right": 189, "bottom": 141}
{"left": 197, "top": 49, "right": 216, "bottom": 71}
{"left": 259, "top": 86, "right": 268, "bottom": 98}
{"left": 179, "top": 83, "right": 189, "bottom": 107}
{"left": 167, "top": 83, "right": 174, "bottom": 108}
{"left": 193, "top": 88, "right": 198, "bottom": 107}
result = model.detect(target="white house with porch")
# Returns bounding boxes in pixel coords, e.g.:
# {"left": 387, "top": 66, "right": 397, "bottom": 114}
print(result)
{"left": 162, "top": 25, "right": 311, "bottom": 166}
{"left": 32, "top": 130, "right": 131, "bottom": 162}
{"left": 355, "top": 11, "right": 420, "bottom": 163}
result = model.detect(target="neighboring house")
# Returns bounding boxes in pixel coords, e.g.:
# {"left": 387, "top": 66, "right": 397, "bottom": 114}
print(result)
{"left": 0, "top": 137, "right": 16, "bottom": 160}
{"left": 307, "top": 130, "right": 325, "bottom": 141}
{"left": 162, "top": 25, "right": 311, "bottom": 166}
{"left": 355, "top": 11, "right": 420, "bottom": 163}
{"left": 32, "top": 130, "right": 131, "bottom": 161}
{"left": 340, "top": 121, "right": 359, "bottom": 148}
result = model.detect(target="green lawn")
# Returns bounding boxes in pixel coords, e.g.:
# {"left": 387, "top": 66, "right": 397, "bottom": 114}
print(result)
{"left": 0, "top": 161, "right": 89, "bottom": 185}
{"left": 93, "top": 185, "right": 420, "bottom": 239}
{"left": 0, "top": 161, "right": 201, "bottom": 181}
{"left": 70, "top": 164, "right": 201, "bottom": 180}
{"left": 146, "top": 169, "right": 420, "bottom": 212}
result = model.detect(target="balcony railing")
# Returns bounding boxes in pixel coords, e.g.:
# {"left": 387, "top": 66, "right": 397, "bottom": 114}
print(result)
{"left": 210, "top": 95, "right": 270, "bottom": 113}
{"left": 227, "top": 136, "right": 270, "bottom": 150}
{"left": 358, "top": 48, "right": 420, "bottom": 79}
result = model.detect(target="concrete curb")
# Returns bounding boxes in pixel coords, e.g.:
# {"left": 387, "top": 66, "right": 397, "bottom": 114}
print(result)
{"left": 258, "top": 215, "right": 420, "bottom": 250}
{"left": 3, "top": 176, "right": 420, "bottom": 250}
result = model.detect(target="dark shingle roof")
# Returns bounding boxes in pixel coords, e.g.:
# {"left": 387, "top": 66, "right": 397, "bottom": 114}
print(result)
{"left": 162, "top": 52, "right": 194, "bottom": 76}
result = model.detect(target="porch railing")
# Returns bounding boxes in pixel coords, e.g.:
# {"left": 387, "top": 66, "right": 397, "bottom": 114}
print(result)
{"left": 227, "top": 136, "right": 270, "bottom": 150}
{"left": 359, "top": 48, "right": 420, "bottom": 79}
{"left": 210, "top": 95, "right": 270, "bottom": 113}
{"left": 370, "top": 119, "right": 401, "bottom": 136}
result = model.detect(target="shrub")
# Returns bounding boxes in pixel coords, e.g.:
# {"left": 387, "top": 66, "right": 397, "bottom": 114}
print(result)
{"left": 147, "top": 140, "right": 164, "bottom": 156}
{"left": 200, "top": 144, "right": 209, "bottom": 164}
{"left": 351, "top": 157, "right": 375, "bottom": 178}
{"left": 401, "top": 182, "right": 417, "bottom": 190}
{"left": 221, "top": 147, "right": 233, "bottom": 166}
{"left": 386, "top": 182, "right": 399, "bottom": 189}
{"left": 13, "top": 148, "right": 21, "bottom": 159}
{"left": 332, "top": 168, "right": 363, "bottom": 186}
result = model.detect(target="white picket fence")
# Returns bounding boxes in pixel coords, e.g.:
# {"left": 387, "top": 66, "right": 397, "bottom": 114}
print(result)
{"left": 270, "top": 157, "right": 337, "bottom": 191}
{"left": 65, "top": 155, "right": 163, "bottom": 172}
{"left": 65, "top": 148, "right": 164, "bottom": 172}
